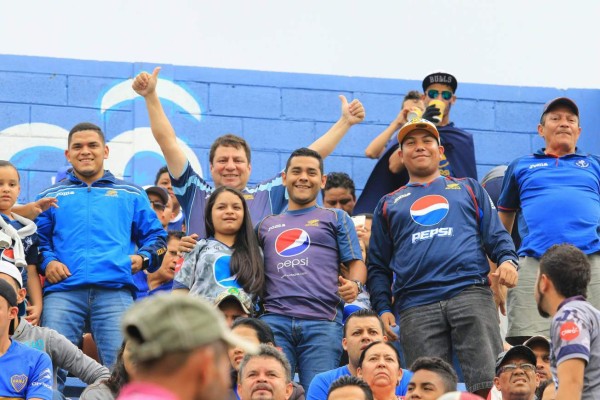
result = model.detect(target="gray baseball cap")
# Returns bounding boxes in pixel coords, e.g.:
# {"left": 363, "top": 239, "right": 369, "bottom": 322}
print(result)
{"left": 122, "top": 293, "right": 258, "bottom": 362}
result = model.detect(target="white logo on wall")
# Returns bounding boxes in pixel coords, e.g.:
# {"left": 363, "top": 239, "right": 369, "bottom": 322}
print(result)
{"left": 0, "top": 77, "right": 203, "bottom": 187}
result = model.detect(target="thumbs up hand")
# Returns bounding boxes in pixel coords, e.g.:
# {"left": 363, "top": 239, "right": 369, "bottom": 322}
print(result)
{"left": 339, "top": 95, "right": 365, "bottom": 126}
{"left": 132, "top": 66, "right": 162, "bottom": 97}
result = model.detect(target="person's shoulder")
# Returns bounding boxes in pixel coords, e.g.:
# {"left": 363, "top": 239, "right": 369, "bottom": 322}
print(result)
{"left": 107, "top": 175, "right": 146, "bottom": 196}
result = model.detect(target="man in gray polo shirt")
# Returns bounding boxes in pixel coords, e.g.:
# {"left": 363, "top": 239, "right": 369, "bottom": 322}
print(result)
{"left": 535, "top": 244, "right": 600, "bottom": 399}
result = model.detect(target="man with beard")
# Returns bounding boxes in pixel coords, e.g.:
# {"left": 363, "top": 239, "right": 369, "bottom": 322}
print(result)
{"left": 535, "top": 244, "right": 600, "bottom": 400}
{"left": 493, "top": 346, "right": 538, "bottom": 400}
{"left": 523, "top": 336, "right": 552, "bottom": 384}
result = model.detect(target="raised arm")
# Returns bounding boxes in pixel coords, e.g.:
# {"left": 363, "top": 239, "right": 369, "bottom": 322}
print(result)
{"left": 308, "top": 95, "right": 365, "bottom": 158}
{"left": 132, "top": 67, "right": 188, "bottom": 178}
{"left": 365, "top": 107, "right": 409, "bottom": 159}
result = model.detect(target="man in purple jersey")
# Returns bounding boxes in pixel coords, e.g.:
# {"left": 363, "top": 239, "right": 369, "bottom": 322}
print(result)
{"left": 132, "top": 67, "right": 365, "bottom": 239}
{"left": 256, "top": 148, "right": 366, "bottom": 390}
{"left": 368, "top": 118, "right": 518, "bottom": 397}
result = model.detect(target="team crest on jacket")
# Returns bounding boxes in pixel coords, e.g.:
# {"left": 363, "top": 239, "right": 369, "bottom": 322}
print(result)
{"left": 275, "top": 228, "right": 310, "bottom": 257}
{"left": 410, "top": 195, "right": 450, "bottom": 226}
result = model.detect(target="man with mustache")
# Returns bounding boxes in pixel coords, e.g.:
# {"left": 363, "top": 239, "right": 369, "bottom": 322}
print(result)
{"left": 498, "top": 97, "right": 600, "bottom": 344}
{"left": 238, "top": 345, "right": 294, "bottom": 400}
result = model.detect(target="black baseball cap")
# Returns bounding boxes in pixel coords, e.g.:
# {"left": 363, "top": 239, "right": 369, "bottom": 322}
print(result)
{"left": 145, "top": 186, "right": 169, "bottom": 205}
{"left": 495, "top": 345, "right": 537, "bottom": 376}
{"left": 422, "top": 71, "right": 458, "bottom": 93}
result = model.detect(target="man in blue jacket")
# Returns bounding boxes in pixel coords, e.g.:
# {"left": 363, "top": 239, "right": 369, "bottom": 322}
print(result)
{"left": 36, "top": 122, "right": 167, "bottom": 369}
{"left": 368, "top": 118, "right": 518, "bottom": 398}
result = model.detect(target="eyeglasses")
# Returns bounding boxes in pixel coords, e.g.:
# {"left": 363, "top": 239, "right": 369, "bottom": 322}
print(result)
{"left": 498, "top": 363, "right": 536, "bottom": 374}
{"left": 150, "top": 201, "right": 166, "bottom": 211}
{"left": 427, "top": 90, "right": 453, "bottom": 101}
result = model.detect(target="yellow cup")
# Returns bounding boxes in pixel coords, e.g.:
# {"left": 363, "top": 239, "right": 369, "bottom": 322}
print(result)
{"left": 406, "top": 107, "right": 423, "bottom": 122}
{"left": 429, "top": 99, "right": 446, "bottom": 125}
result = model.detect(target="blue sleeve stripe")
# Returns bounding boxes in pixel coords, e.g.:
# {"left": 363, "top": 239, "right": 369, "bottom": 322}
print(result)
{"left": 557, "top": 344, "right": 590, "bottom": 363}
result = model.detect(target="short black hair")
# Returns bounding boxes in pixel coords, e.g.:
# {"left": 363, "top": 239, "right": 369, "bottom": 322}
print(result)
{"left": 328, "top": 375, "right": 373, "bottom": 400}
{"left": 155, "top": 166, "right": 169, "bottom": 185}
{"left": 343, "top": 309, "right": 384, "bottom": 338}
{"left": 232, "top": 317, "right": 276, "bottom": 345}
{"left": 323, "top": 172, "right": 356, "bottom": 199}
{"left": 166, "top": 230, "right": 184, "bottom": 242}
{"left": 410, "top": 357, "right": 458, "bottom": 393}
{"left": 285, "top": 147, "right": 324, "bottom": 174}
{"left": 539, "top": 244, "right": 591, "bottom": 298}
{"left": 68, "top": 122, "right": 105, "bottom": 145}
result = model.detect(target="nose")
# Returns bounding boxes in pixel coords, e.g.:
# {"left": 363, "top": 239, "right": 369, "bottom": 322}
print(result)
{"left": 225, "top": 158, "right": 236, "bottom": 169}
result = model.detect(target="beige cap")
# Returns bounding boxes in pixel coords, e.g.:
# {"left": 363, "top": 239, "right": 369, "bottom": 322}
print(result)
{"left": 122, "top": 293, "right": 258, "bottom": 362}
{"left": 397, "top": 118, "right": 440, "bottom": 146}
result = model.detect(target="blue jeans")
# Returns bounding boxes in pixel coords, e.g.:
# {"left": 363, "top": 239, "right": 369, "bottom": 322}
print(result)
{"left": 261, "top": 313, "right": 343, "bottom": 390}
{"left": 42, "top": 287, "right": 133, "bottom": 369}
{"left": 399, "top": 285, "right": 502, "bottom": 393}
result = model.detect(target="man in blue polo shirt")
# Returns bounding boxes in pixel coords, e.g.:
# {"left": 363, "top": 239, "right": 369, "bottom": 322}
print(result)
{"left": 498, "top": 97, "right": 600, "bottom": 344}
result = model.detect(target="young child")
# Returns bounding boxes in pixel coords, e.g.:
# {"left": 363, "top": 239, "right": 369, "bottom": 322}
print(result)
{"left": 173, "top": 186, "right": 264, "bottom": 301}
{"left": 0, "top": 160, "right": 43, "bottom": 325}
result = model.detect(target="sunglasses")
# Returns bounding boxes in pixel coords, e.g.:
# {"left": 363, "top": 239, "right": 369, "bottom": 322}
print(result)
{"left": 150, "top": 201, "right": 166, "bottom": 211}
{"left": 427, "top": 90, "right": 453, "bottom": 101}
{"left": 497, "top": 363, "right": 536, "bottom": 374}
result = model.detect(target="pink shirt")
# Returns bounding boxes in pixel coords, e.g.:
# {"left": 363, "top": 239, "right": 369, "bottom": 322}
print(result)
{"left": 117, "top": 382, "right": 179, "bottom": 400}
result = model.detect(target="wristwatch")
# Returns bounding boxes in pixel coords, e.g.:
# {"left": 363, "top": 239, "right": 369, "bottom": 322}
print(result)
{"left": 353, "top": 280, "right": 365, "bottom": 294}
{"left": 506, "top": 259, "right": 520, "bottom": 272}
{"left": 140, "top": 254, "right": 150, "bottom": 271}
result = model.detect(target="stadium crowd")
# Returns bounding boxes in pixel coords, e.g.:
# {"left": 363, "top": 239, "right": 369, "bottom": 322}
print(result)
{"left": 0, "top": 69, "right": 598, "bottom": 400}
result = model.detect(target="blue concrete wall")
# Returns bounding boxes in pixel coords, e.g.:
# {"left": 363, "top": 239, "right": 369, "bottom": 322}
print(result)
{"left": 1, "top": 54, "right": 599, "bottom": 203}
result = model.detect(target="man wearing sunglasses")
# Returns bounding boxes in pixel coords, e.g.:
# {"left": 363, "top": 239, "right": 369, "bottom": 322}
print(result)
{"left": 493, "top": 345, "right": 539, "bottom": 400}
{"left": 145, "top": 186, "right": 173, "bottom": 230}
{"left": 354, "top": 71, "right": 477, "bottom": 215}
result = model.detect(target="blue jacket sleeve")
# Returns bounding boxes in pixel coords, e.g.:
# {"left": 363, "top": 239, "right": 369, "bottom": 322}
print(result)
{"left": 335, "top": 210, "right": 363, "bottom": 263}
{"left": 35, "top": 194, "right": 57, "bottom": 273}
{"left": 367, "top": 197, "right": 394, "bottom": 315}
{"left": 471, "top": 179, "right": 518, "bottom": 265}
{"left": 132, "top": 194, "right": 167, "bottom": 273}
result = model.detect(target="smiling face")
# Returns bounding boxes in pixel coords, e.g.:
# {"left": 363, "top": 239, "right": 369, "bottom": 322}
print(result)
{"left": 210, "top": 190, "right": 245, "bottom": 238}
{"left": 357, "top": 343, "right": 402, "bottom": 392}
{"left": 400, "top": 131, "right": 444, "bottom": 183}
{"left": 65, "top": 130, "right": 109, "bottom": 185}
{"left": 283, "top": 155, "right": 326, "bottom": 210}
{"left": 210, "top": 145, "right": 252, "bottom": 190}
{"left": 493, "top": 356, "right": 539, "bottom": 399}
{"left": 538, "top": 105, "right": 581, "bottom": 157}
{"left": 238, "top": 356, "right": 293, "bottom": 400}
{"left": 0, "top": 166, "right": 20, "bottom": 216}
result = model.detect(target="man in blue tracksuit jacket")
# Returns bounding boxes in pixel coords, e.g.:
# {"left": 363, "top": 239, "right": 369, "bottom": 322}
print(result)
{"left": 368, "top": 118, "right": 518, "bottom": 397}
{"left": 35, "top": 122, "right": 167, "bottom": 370}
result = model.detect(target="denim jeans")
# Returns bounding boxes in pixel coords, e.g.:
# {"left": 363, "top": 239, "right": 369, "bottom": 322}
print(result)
{"left": 261, "top": 313, "right": 343, "bottom": 390}
{"left": 42, "top": 287, "right": 133, "bottom": 369}
{"left": 399, "top": 285, "right": 502, "bottom": 393}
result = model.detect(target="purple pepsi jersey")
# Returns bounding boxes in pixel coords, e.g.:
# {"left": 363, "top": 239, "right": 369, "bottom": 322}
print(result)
{"left": 257, "top": 206, "right": 362, "bottom": 321}
{"left": 171, "top": 162, "right": 288, "bottom": 237}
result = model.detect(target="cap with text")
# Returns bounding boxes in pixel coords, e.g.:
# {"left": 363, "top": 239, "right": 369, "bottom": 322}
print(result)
{"left": 422, "top": 71, "right": 458, "bottom": 93}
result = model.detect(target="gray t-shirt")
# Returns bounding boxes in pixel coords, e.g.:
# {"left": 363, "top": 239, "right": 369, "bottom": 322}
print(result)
{"left": 173, "top": 238, "right": 240, "bottom": 301}
{"left": 551, "top": 296, "right": 600, "bottom": 399}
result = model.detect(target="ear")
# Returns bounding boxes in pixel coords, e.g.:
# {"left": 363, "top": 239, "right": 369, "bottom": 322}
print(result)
{"left": 104, "top": 145, "right": 110, "bottom": 160}
{"left": 439, "top": 145, "right": 445, "bottom": 156}
{"left": 17, "top": 288, "right": 27, "bottom": 304}
{"left": 284, "top": 382, "right": 294, "bottom": 400}
{"left": 8, "top": 306, "right": 18, "bottom": 320}
{"left": 356, "top": 367, "right": 363, "bottom": 378}
{"left": 493, "top": 376, "right": 501, "bottom": 391}
{"left": 537, "top": 123, "right": 545, "bottom": 137}
{"left": 64, "top": 149, "right": 70, "bottom": 162}
{"left": 282, "top": 171, "right": 287, "bottom": 186}
{"left": 342, "top": 337, "right": 348, "bottom": 351}
{"left": 320, "top": 174, "right": 327, "bottom": 189}
{"left": 450, "top": 95, "right": 457, "bottom": 105}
